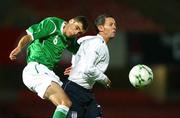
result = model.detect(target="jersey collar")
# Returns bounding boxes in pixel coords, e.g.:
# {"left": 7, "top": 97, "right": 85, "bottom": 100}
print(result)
{"left": 97, "top": 34, "right": 104, "bottom": 42}
{"left": 60, "top": 21, "right": 66, "bottom": 35}
{"left": 77, "top": 34, "right": 105, "bottom": 44}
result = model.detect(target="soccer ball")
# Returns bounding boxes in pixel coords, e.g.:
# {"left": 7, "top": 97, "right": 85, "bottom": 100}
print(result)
{"left": 129, "top": 64, "right": 153, "bottom": 88}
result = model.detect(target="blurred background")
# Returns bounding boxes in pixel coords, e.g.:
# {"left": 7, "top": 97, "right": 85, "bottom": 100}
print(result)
{"left": 0, "top": 0, "right": 180, "bottom": 117}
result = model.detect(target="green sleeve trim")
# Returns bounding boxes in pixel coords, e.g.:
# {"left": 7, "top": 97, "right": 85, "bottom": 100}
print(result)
{"left": 46, "top": 19, "right": 57, "bottom": 35}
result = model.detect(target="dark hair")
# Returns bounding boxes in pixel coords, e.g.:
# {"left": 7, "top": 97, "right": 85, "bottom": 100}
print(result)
{"left": 94, "top": 14, "right": 114, "bottom": 33}
{"left": 74, "top": 16, "right": 89, "bottom": 31}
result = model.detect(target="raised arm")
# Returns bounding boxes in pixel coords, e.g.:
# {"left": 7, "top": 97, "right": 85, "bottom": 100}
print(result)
{"left": 9, "top": 34, "right": 32, "bottom": 61}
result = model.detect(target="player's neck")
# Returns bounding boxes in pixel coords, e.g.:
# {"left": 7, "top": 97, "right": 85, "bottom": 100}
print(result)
{"left": 99, "top": 33, "right": 109, "bottom": 43}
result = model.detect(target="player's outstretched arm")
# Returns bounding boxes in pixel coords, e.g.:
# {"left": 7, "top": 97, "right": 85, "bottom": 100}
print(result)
{"left": 9, "top": 35, "right": 32, "bottom": 61}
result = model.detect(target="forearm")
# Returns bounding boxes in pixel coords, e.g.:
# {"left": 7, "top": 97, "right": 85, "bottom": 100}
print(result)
{"left": 83, "top": 66, "right": 108, "bottom": 83}
{"left": 9, "top": 34, "right": 32, "bottom": 60}
{"left": 83, "top": 66, "right": 111, "bottom": 88}
{"left": 17, "top": 35, "right": 32, "bottom": 49}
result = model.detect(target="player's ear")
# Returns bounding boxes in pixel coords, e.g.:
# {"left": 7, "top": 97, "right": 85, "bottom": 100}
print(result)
{"left": 69, "top": 19, "right": 75, "bottom": 24}
{"left": 97, "top": 25, "right": 104, "bottom": 32}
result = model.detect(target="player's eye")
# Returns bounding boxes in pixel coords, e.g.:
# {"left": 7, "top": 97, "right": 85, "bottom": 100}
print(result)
{"left": 75, "top": 26, "right": 80, "bottom": 31}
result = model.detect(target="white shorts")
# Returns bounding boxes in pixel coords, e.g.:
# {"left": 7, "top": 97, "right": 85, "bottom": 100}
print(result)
{"left": 22, "top": 62, "right": 63, "bottom": 99}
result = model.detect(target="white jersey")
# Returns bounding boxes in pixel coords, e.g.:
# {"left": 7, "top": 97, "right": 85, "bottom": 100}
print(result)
{"left": 68, "top": 34, "right": 109, "bottom": 89}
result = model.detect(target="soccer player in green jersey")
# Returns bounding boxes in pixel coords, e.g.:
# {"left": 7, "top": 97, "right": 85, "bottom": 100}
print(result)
{"left": 9, "top": 16, "right": 89, "bottom": 118}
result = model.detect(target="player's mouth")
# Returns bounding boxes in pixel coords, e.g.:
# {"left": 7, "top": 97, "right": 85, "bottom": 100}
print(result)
{"left": 68, "top": 31, "right": 75, "bottom": 37}
{"left": 112, "top": 30, "right": 116, "bottom": 35}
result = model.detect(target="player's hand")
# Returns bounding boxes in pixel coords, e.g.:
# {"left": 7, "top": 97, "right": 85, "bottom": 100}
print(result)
{"left": 64, "top": 66, "right": 72, "bottom": 76}
{"left": 9, "top": 47, "right": 21, "bottom": 61}
{"left": 104, "top": 78, "right": 111, "bottom": 88}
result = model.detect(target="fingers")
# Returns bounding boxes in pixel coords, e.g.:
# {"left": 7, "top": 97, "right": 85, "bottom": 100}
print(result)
{"left": 9, "top": 47, "right": 20, "bottom": 61}
{"left": 105, "top": 78, "right": 111, "bottom": 88}
{"left": 64, "top": 70, "right": 70, "bottom": 75}
{"left": 105, "top": 84, "right": 111, "bottom": 88}
{"left": 65, "top": 66, "right": 72, "bottom": 71}
{"left": 64, "top": 66, "right": 72, "bottom": 75}
{"left": 9, "top": 55, "right": 17, "bottom": 60}
{"left": 105, "top": 82, "right": 111, "bottom": 88}
{"left": 9, "top": 51, "right": 17, "bottom": 61}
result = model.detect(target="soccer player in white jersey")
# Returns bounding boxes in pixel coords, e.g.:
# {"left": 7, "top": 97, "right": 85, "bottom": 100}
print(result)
{"left": 9, "top": 16, "right": 88, "bottom": 118}
{"left": 63, "top": 14, "right": 117, "bottom": 118}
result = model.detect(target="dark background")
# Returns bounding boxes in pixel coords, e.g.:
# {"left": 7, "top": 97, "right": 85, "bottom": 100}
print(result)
{"left": 0, "top": 0, "right": 180, "bottom": 117}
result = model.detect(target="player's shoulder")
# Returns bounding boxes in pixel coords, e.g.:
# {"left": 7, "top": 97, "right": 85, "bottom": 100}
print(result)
{"left": 43, "top": 17, "right": 65, "bottom": 22}
{"left": 77, "top": 35, "right": 102, "bottom": 44}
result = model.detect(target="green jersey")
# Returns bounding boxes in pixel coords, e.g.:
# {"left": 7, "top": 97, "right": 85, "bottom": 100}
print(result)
{"left": 26, "top": 17, "right": 79, "bottom": 70}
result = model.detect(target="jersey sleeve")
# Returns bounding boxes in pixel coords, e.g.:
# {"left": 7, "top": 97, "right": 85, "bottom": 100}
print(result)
{"left": 26, "top": 18, "right": 57, "bottom": 40}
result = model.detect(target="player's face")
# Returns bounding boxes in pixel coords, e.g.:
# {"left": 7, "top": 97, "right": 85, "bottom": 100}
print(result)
{"left": 65, "top": 20, "right": 85, "bottom": 38}
{"left": 102, "top": 17, "right": 117, "bottom": 38}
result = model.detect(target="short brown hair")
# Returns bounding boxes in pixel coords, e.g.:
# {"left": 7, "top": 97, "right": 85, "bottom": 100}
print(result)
{"left": 74, "top": 16, "right": 89, "bottom": 31}
{"left": 94, "top": 14, "right": 114, "bottom": 33}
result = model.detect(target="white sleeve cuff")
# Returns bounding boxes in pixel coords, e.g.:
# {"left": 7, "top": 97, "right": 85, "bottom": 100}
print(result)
{"left": 26, "top": 29, "right": 34, "bottom": 40}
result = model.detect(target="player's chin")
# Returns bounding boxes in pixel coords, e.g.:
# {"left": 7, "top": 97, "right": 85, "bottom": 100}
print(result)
{"left": 66, "top": 32, "right": 74, "bottom": 37}
{"left": 110, "top": 34, "right": 116, "bottom": 38}
{"left": 68, "top": 34, "right": 76, "bottom": 38}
